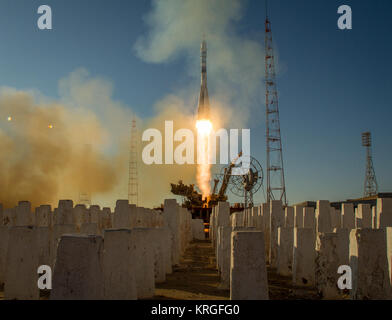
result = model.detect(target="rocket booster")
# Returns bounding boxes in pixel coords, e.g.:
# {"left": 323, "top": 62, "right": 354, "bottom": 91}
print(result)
{"left": 197, "top": 39, "right": 210, "bottom": 120}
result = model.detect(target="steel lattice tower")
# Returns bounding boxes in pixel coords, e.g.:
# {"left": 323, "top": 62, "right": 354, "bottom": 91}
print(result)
{"left": 128, "top": 118, "right": 139, "bottom": 205}
{"left": 362, "top": 132, "right": 378, "bottom": 197}
{"left": 79, "top": 143, "right": 92, "bottom": 206}
{"left": 265, "top": 11, "right": 287, "bottom": 205}
{"left": 79, "top": 192, "right": 91, "bottom": 207}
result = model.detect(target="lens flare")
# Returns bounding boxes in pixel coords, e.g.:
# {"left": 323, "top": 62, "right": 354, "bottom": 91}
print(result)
{"left": 196, "top": 119, "right": 212, "bottom": 199}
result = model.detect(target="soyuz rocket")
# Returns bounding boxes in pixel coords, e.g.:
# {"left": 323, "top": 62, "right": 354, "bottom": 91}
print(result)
{"left": 197, "top": 39, "right": 210, "bottom": 121}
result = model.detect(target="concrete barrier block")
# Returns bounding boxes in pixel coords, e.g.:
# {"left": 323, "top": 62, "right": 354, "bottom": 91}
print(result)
{"left": 330, "top": 207, "right": 338, "bottom": 229}
{"left": 35, "top": 205, "right": 52, "bottom": 227}
{"left": 335, "top": 209, "right": 342, "bottom": 229}
{"left": 216, "top": 226, "right": 223, "bottom": 270}
{"left": 218, "top": 226, "right": 231, "bottom": 289}
{"left": 285, "top": 207, "right": 294, "bottom": 228}
{"left": 342, "top": 203, "right": 355, "bottom": 230}
{"left": 15, "top": 201, "right": 34, "bottom": 226}
{"left": 89, "top": 205, "right": 100, "bottom": 225}
{"left": 80, "top": 223, "right": 99, "bottom": 235}
{"left": 163, "top": 199, "right": 180, "bottom": 266}
{"left": 349, "top": 228, "right": 392, "bottom": 299}
{"left": 277, "top": 227, "right": 294, "bottom": 277}
{"left": 161, "top": 227, "right": 173, "bottom": 274}
{"left": 315, "top": 232, "right": 348, "bottom": 299}
{"left": 100, "top": 208, "right": 112, "bottom": 231}
{"left": 0, "top": 226, "right": 10, "bottom": 285}
{"left": 73, "top": 204, "right": 87, "bottom": 230}
{"left": 131, "top": 228, "right": 155, "bottom": 299}
{"left": 270, "top": 200, "right": 284, "bottom": 268}
{"left": 316, "top": 200, "right": 332, "bottom": 233}
{"left": 103, "top": 229, "right": 137, "bottom": 300}
{"left": 191, "top": 219, "right": 205, "bottom": 240}
{"left": 51, "top": 224, "right": 77, "bottom": 268}
{"left": 113, "top": 200, "right": 129, "bottom": 229}
{"left": 3, "top": 208, "right": 16, "bottom": 226}
{"left": 36, "top": 226, "right": 51, "bottom": 267}
{"left": 217, "top": 202, "right": 230, "bottom": 227}
{"left": 293, "top": 228, "right": 316, "bottom": 287}
{"left": 294, "top": 205, "right": 304, "bottom": 228}
{"left": 209, "top": 208, "right": 215, "bottom": 241}
{"left": 255, "top": 209, "right": 264, "bottom": 232}
{"left": 231, "top": 212, "right": 244, "bottom": 228}
{"left": 335, "top": 228, "right": 350, "bottom": 266}
{"left": 55, "top": 200, "right": 74, "bottom": 225}
{"left": 51, "top": 234, "right": 104, "bottom": 300}
{"left": 303, "top": 207, "right": 316, "bottom": 230}
{"left": 262, "top": 203, "right": 270, "bottom": 263}
{"left": 230, "top": 231, "right": 269, "bottom": 300}
{"left": 377, "top": 198, "right": 392, "bottom": 228}
{"left": 149, "top": 228, "right": 167, "bottom": 284}
{"left": 4, "top": 226, "right": 39, "bottom": 300}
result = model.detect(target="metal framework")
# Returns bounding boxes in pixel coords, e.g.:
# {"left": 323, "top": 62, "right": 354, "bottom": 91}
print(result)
{"left": 265, "top": 11, "right": 287, "bottom": 206}
{"left": 79, "top": 192, "right": 91, "bottom": 207}
{"left": 79, "top": 143, "right": 92, "bottom": 206}
{"left": 362, "top": 132, "right": 378, "bottom": 197}
{"left": 128, "top": 118, "right": 139, "bottom": 205}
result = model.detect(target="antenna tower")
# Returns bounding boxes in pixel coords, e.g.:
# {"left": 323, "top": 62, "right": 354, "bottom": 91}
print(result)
{"left": 362, "top": 132, "right": 378, "bottom": 197}
{"left": 265, "top": 5, "right": 288, "bottom": 205}
{"left": 79, "top": 143, "right": 92, "bottom": 206}
{"left": 128, "top": 118, "right": 139, "bottom": 205}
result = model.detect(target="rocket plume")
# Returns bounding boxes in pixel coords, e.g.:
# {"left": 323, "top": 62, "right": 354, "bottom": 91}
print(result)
{"left": 196, "top": 119, "right": 212, "bottom": 198}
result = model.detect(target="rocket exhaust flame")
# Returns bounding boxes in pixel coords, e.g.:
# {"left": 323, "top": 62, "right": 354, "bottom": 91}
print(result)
{"left": 196, "top": 119, "right": 212, "bottom": 199}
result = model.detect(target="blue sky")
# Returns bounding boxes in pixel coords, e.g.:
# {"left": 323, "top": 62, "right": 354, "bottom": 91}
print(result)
{"left": 0, "top": 0, "right": 391, "bottom": 206}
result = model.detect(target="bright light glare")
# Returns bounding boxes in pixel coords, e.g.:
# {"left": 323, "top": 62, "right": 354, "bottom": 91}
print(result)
{"left": 7, "top": 116, "right": 12, "bottom": 121}
{"left": 196, "top": 120, "right": 212, "bottom": 135}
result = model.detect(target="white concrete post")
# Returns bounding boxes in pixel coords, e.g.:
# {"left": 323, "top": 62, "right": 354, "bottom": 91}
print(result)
{"left": 342, "top": 203, "right": 355, "bottom": 230}
{"left": 262, "top": 203, "right": 270, "bottom": 264}
{"left": 230, "top": 231, "right": 269, "bottom": 300}
{"left": 132, "top": 228, "right": 155, "bottom": 299}
{"left": 277, "top": 227, "right": 294, "bottom": 277}
{"left": 293, "top": 228, "right": 316, "bottom": 287}
{"left": 4, "top": 226, "right": 39, "bottom": 300}
{"left": 103, "top": 229, "right": 137, "bottom": 300}
{"left": 192, "top": 219, "right": 205, "bottom": 240}
{"left": 315, "top": 232, "right": 348, "bottom": 299}
{"left": 377, "top": 198, "right": 392, "bottom": 228}
{"left": 349, "top": 228, "right": 392, "bottom": 299}
{"left": 15, "top": 201, "right": 34, "bottom": 226}
{"left": 270, "top": 200, "right": 284, "bottom": 268}
{"left": 0, "top": 226, "right": 10, "bottom": 286}
{"left": 303, "top": 207, "right": 315, "bottom": 229}
{"left": 294, "top": 205, "right": 304, "bottom": 228}
{"left": 51, "top": 234, "right": 104, "bottom": 300}
{"left": 56, "top": 200, "right": 74, "bottom": 225}
{"left": 285, "top": 206, "right": 295, "bottom": 228}
{"left": 35, "top": 205, "right": 51, "bottom": 227}
{"left": 316, "top": 200, "right": 332, "bottom": 233}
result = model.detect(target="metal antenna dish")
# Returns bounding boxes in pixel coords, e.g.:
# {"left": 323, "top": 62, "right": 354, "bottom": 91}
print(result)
{"left": 219, "top": 155, "right": 263, "bottom": 208}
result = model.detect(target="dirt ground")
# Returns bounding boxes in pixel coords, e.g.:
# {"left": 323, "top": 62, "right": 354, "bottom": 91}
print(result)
{"left": 154, "top": 239, "right": 321, "bottom": 300}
